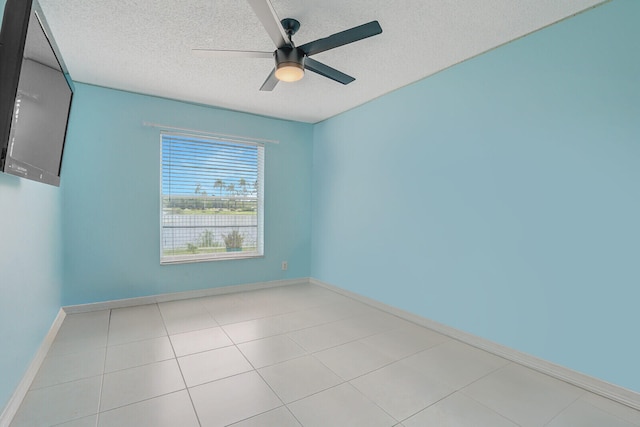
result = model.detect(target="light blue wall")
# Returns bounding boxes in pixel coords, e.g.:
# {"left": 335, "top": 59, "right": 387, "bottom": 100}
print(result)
{"left": 0, "top": 175, "right": 63, "bottom": 413}
{"left": 312, "top": 0, "right": 640, "bottom": 391}
{"left": 0, "top": 0, "right": 63, "bottom": 412}
{"left": 61, "top": 84, "right": 313, "bottom": 305}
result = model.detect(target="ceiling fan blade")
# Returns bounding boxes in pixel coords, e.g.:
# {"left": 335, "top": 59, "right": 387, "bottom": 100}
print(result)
{"left": 299, "top": 21, "right": 382, "bottom": 56}
{"left": 259, "top": 68, "right": 279, "bottom": 91}
{"left": 192, "top": 49, "right": 273, "bottom": 59}
{"left": 246, "top": 0, "right": 290, "bottom": 49}
{"left": 304, "top": 57, "right": 355, "bottom": 85}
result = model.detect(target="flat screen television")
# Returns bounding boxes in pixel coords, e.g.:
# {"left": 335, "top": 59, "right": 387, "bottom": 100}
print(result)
{"left": 0, "top": 0, "right": 73, "bottom": 186}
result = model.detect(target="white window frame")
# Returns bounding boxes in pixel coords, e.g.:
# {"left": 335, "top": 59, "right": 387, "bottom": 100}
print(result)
{"left": 160, "top": 132, "right": 264, "bottom": 264}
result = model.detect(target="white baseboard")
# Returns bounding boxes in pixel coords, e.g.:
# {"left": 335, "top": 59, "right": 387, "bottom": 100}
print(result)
{"left": 0, "top": 309, "right": 66, "bottom": 427}
{"left": 310, "top": 278, "right": 640, "bottom": 411}
{"left": 63, "top": 278, "right": 309, "bottom": 314}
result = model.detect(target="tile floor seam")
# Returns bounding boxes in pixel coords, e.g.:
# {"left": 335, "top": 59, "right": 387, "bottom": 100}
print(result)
{"left": 456, "top": 363, "right": 527, "bottom": 426}
{"left": 210, "top": 306, "right": 304, "bottom": 326}
{"left": 236, "top": 335, "right": 292, "bottom": 409}
{"left": 202, "top": 313, "right": 304, "bottom": 426}
{"left": 96, "top": 389, "right": 189, "bottom": 416}
{"left": 239, "top": 348, "right": 310, "bottom": 371}
{"left": 586, "top": 401, "right": 640, "bottom": 427}
{"left": 366, "top": 336, "right": 453, "bottom": 375}
{"left": 308, "top": 344, "right": 397, "bottom": 385}
{"left": 219, "top": 307, "right": 359, "bottom": 340}
{"left": 397, "top": 388, "right": 460, "bottom": 425}
{"left": 104, "top": 344, "right": 176, "bottom": 374}
{"left": 187, "top": 369, "right": 272, "bottom": 392}
{"left": 224, "top": 405, "right": 300, "bottom": 427}
{"left": 281, "top": 379, "right": 348, "bottom": 406}
{"left": 27, "top": 372, "right": 104, "bottom": 392}
{"left": 542, "top": 399, "right": 574, "bottom": 427}
{"left": 282, "top": 405, "right": 305, "bottom": 427}
{"left": 157, "top": 302, "right": 204, "bottom": 427}
{"left": 542, "top": 390, "right": 588, "bottom": 426}
{"left": 174, "top": 341, "right": 236, "bottom": 359}
{"left": 322, "top": 337, "right": 452, "bottom": 385}
{"left": 231, "top": 297, "right": 375, "bottom": 326}
{"left": 579, "top": 399, "right": 640, "bottom": 427}
{"left": 158, "top": 302, "right": 220, "bottom": 335}
{"left": 423, "top": 354, "right": 510, "bottom": 392}
{"left": 285, "top": 320, "right": 413, "bottom": 355}
{"left": 256, "top": 357, "right": 344, "bottom": 405}
{"left": 94, "top": 308, "right": 113, "bottom": 427}
{"left": 351, "top": 384, "right": 405, "bottom": 425}
{"left": 457, "top": 362, "right": 586, "bottom": 427}
{"left": 457, "top": 390, "right": 525, "bottom": 427}
{"left": 102, "top": 355, "right": 180, "bottom": 375}
{"left": 350, "top": 361, "right": 458, "bottom": 423}
{"left": 48, "top": 415, "right": 96, "bottom": 427}
{"left": 289, "top": 380, "right": 402, "bottom": 425}
{"left": 223, "top": 322, "right": 307, "bottom": 345}
{"left": 101, "top": 333, "right": 168, "bottom": 349}
{"left": 435, "top": 388, "right": 528, "bottom": 427}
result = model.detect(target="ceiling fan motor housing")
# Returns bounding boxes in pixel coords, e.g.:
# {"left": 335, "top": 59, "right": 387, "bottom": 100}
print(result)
{"left": 275, "top": 47, "right": 305, "bottom": 69}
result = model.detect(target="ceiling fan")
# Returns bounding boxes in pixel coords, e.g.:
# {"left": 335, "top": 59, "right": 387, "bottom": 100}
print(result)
{"left": 192, "top": 0, "right": 382, "bottom": 91}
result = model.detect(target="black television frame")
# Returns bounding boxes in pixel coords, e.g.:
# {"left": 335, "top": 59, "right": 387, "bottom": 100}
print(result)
{"left": 0, "top": 0, "right": 73, "bottom": 186}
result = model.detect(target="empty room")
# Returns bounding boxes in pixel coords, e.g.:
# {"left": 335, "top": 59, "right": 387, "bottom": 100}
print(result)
{"left": 0, "top": 0, "right": 639, "bottom": 425}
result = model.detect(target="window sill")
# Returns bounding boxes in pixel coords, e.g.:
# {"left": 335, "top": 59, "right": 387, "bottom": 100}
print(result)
{"left": 161, "top": 252, "right": 264, "bottom": 265}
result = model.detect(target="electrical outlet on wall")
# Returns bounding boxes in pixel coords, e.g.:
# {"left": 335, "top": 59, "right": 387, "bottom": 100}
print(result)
{"left": 282, "top": 261, "right": 288, "bottom": 271}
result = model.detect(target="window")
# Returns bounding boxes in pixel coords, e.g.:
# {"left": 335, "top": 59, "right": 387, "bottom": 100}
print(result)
{"left": 160, "top": 133, "right": 264, "bottom": 264}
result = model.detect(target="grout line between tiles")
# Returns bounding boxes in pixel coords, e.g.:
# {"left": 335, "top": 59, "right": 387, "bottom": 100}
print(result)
{"left": 276, "top": 379, "right": 347, "bottom": 406}
{"left": 223, "top": 406, "right": 294, "bottom": 427}
{"left": 542, "top": 389, "right": 586, "bottom": 426}
{"left": 94, "top": 389, "right": 190, "bottom": 418}
{"left": 543, "top": 398, "right": 575, "bottom": 427}
{"left": 397, "top": 389, "right": 459, "bottom": 425}
{"left": 189, "top": 316, "right": 307, "bottom": 426}
{"left": 342, "top": 353, "right": 455, "bottom": 424}
{"left": 219, "top": 310, "right": 333, "bottom": 426}
{"left": 284, "top": 318, "right": 409, "bottom": 354}
{"left": 456, "top": 362, "right": 584, "bottom": 427}
{"left": 102, "top": 337, "right": 175, "bottom": 374}
{"left": 283, "top": 404, "right": 305, "bottom": 427}
{"left": 27, "top": 365, "right": 106, "bottom": 392}
{"left": 571, "top": 399, "right": 640, "bottom": 427}
{"left": 157, "top": 303, "right": 203, "bottom": 427}
{"left": 215, "top": 301, "right": 380, "bottom": 346}
{"left": 95, "top": 309, "right": 113, "bottom": 427}
{"left": 221, "top": 322, "right": 295, "bottom": 421}
{"left": 208, "top": 296, "right": 365, "bottom": 328}
{"left": 305, "top": 352, "right": 403, "bottom": 424}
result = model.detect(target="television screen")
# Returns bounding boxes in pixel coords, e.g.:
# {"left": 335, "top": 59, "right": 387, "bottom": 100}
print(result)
{"left": 0, "top": 0, "right": 73, "bottom": 186}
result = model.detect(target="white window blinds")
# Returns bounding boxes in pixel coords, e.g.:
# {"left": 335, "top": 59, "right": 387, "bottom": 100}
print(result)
{"left": 160, "top": 133, "right": 264, "bottom": 264}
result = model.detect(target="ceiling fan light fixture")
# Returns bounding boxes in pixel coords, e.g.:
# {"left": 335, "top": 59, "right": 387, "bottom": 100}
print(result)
{"left": 274, "top": 47, "right": 305, "bottom": 82}
{"left": 275, "top": 62, "right": 304, "bottom": 82}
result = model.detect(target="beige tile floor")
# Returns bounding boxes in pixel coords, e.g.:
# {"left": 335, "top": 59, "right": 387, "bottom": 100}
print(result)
{"left": 10, "top": 284, "right": 640, "bottom": 426}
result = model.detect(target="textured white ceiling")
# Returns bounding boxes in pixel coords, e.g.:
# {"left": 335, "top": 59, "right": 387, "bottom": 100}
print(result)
{"left": 37, "top": 0, "right": 605, "bottom": 123}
